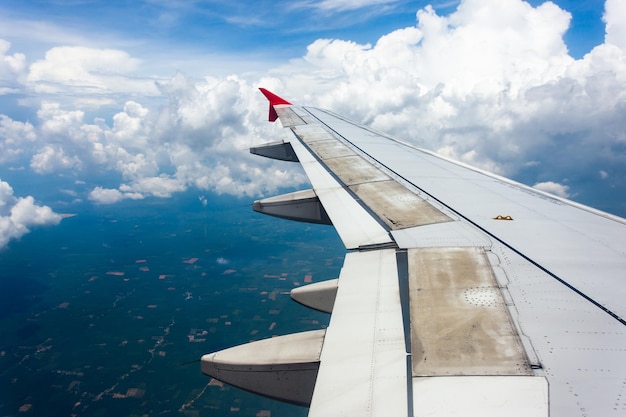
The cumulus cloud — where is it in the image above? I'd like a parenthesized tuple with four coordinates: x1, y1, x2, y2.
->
(0, 179, 61, 248)
(119, 175, 187, 198)
(273, 0, 626, 212)
(88, 187, 123, 204)
(30, 145, 82, 173)
(0, 39, 26, 94)
(0, 115, 36, 164)
(604, 0, 626, 51)
(88, 187, 143, 204)
(2, 76, 306, 202)
(533, 181, 570, 198)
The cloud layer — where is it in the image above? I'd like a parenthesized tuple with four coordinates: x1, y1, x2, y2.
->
(280, 0, 626, 212)
(0, 0, 625, 240)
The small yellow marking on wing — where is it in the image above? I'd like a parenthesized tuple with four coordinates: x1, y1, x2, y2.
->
(493, 215, 514, 221)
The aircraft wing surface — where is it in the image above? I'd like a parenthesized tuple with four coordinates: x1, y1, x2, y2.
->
(201, 89, 626, 417)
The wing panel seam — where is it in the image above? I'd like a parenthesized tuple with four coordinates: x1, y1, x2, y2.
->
(288, 127, 395, 235)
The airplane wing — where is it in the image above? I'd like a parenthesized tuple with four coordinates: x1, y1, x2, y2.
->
(201, 89, 626, 417)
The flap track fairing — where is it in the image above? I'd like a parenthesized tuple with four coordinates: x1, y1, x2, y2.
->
(253, 189, 332, 225)
(201, 329, 325, 406)
(290, 278, 338, 313)
(250, 141, 299, 162)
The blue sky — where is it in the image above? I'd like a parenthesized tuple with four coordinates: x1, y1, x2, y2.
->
(1, 0, 625, 248)
(0, 1, 606, 61)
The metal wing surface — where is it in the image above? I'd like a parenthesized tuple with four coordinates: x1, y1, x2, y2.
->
(201, 89, 626, 417)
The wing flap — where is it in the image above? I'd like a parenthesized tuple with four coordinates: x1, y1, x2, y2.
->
(409, 247, 532, 376)
(308, 250, 409, 417)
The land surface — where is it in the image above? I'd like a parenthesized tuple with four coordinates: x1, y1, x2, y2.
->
(0, 191, 343, 417)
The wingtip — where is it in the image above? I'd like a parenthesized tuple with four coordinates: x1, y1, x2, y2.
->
(259, 88, 292, 122)
(259, 88, 292, 106)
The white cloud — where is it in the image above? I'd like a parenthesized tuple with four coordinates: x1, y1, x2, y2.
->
(116, 151, 159, 180)
(1, 73, 306, 201)
(533, 181, 570, 198)
(0, 39, 26, 94)
(88, 187, 124, 204)
(88, 187, 143, 204)
(37, 102, 85, 137)
(27, 46, 160, 96)
(274, 0, 626, 209)
(0, 179, 61, 249)
(604, 0, 626, 52)
(297, 0, 572, 103)
(0, 115, 36, 164)
(30, 145, 82, 174)
(106, 101, 150, 147)
(119, 175, 187, 198)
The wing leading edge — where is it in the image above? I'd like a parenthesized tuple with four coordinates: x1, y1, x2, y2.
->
(201, 89, 626, 417)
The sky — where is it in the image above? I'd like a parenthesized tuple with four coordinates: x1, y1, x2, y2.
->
(0, 0, 625, 249)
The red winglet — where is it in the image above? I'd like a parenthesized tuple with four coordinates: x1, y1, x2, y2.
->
(259, 88, 292, 122)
